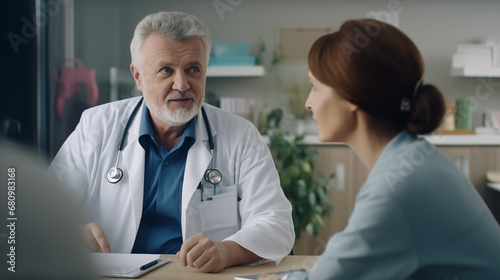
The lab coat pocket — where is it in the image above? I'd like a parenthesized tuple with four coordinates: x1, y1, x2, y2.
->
(199, 185, 238, 233)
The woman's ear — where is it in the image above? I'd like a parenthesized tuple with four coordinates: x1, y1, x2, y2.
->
(347, 100, 358, 113)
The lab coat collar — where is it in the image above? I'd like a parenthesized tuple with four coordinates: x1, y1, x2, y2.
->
(181, 104, 214, 240)
(197, 103, 218, 141)
(121, 98, 145, 235)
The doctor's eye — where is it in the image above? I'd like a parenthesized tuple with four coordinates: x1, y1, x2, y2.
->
(187, 66, 201, 75)
(160, 67, 174, 75)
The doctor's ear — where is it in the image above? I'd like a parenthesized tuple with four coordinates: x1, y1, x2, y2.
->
(130, 63, 143, 91)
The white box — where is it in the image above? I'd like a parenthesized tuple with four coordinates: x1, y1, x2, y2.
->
(452, 54, 492, 68)
(457, 43, 494, 56)
(483, 38, 500, 67)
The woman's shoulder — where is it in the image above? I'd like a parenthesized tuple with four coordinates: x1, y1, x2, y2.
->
(364, 132, 463, 199)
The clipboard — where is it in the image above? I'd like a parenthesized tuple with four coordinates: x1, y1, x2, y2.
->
(103, 258, 169, 278)
(90, 253, 170, 278)
(234, 269, 305, 280)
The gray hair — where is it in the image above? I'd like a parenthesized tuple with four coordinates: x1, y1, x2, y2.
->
(130, 11, 212, 68)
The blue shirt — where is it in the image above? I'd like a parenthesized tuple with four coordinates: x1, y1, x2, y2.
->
(131, 104, 196, 254)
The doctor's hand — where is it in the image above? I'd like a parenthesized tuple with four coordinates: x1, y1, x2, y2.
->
(83, 222, 111, 253)
(176, 232, 261, 273)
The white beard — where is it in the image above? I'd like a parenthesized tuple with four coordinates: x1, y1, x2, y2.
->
(144, 90, 201, 126)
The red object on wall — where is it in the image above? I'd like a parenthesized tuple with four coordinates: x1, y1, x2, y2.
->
(56, 58, 98, 118)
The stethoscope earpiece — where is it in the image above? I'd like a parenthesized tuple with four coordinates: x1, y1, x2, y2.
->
(107, 167, 123, 184)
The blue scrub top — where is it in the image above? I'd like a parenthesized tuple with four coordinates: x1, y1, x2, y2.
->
(132, 104, 196, 254)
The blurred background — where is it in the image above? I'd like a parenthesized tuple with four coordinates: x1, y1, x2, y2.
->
(2, 0, 500, 255)
(2, 0, 500, 158)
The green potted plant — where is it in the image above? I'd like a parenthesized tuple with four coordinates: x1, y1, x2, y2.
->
(255, 36, 282, 86)
(258, 108, 334, 239)
(285, 77, 311, 119)
(283, 77, 316, 135)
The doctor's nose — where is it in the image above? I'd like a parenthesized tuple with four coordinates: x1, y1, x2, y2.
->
(172, 73, 190, 92)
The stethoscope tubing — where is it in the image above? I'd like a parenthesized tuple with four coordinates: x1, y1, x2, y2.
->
(106, 98, 221, 187)
(107, 98, 144, 183)
(119, 97, 144, 151)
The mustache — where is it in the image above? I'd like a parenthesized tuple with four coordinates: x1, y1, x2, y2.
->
(166, 91, 196, 101)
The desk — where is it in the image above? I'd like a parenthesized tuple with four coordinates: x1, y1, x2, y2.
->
(104, 255, 317, 280)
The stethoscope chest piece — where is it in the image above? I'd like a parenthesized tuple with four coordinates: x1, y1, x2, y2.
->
(204, 169, 222, 185)
(107, 167, 123, 184)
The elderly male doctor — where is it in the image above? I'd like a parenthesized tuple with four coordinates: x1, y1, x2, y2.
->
(50, 11, 294, 273)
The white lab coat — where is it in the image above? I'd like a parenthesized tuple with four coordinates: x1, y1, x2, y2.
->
(50, 96, 294, 263)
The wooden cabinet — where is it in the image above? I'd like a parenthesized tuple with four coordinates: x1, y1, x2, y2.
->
(439, 146, 500, 197)
(293, 145, 368, 255)
(293, 144, 500, 255)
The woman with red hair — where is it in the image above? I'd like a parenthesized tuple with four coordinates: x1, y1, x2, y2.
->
(262, 19, 500, 280)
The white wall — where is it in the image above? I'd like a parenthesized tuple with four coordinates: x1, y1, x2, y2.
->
(75, 0, 500, 119)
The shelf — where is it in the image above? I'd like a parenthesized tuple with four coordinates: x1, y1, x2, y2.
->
(206, 65, 265, 77)
(296, 134, 500, 146)
(423, 134, 500, 145)
(488, 183, 500, 192)
(450, 67, 500, 77)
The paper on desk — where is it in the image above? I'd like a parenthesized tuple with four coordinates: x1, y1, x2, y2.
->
(90, 253, 160, 275)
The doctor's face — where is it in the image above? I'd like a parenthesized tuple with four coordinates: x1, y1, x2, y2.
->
(305, 71, 356, 143)
(131, 33, 206, 127)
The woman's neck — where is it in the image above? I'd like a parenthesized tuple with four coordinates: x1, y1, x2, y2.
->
(345, 116, 399, 172)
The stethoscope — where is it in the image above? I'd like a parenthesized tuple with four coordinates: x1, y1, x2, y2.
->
(106, 98, 222, 192)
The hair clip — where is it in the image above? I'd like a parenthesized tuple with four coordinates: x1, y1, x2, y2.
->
(400, 97, 410, 112)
